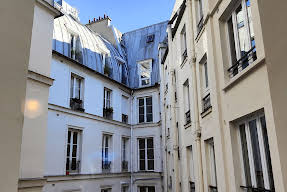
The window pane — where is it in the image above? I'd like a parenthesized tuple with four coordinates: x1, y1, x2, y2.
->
(249, 119, 265, 188)
(139, 139, 145, 149)
(66, 158, 70, 171)
(71, 158, 77, 170)
(228, 17, 237, 66)
(67, 144, 70, 157)
(204, 62, 208, 88)
(68, 131, 71, 143)
(73, 132, 78, 144)
(139, 99, 144, 106)
(140, 160, 146, 170)
(146, 97, 152, 105)
(72, 144, 77, 157)
(140, 187, 146, 192)
(236, 4, 249, 59)
(146, 114, 153, 122)
(148, 160, 154, 170)
(139, 115, 145, 123)
(146, 106, 152, 114)
(142, 79, 150, 86)
(148, 186, 155, 192)
(139, 106, 145, 115)
(147, 139, 154, 148)
(70, 76, 74, 98)
(147, 149, 154, 159)
(239, 124, 252, 187)
(260, 116, 275, 191)
(140, 149, 145, 159)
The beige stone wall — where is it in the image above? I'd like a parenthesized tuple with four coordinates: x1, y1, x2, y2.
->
(161, 0, 287, 191)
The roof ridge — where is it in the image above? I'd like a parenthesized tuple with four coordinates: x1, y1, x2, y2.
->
(123, 20, 169, 34)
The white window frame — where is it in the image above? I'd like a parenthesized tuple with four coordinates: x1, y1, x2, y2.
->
(70, 73, 84, 100)
(206, 138, 217, 188)
(138, 59, 152, 87)
(138, 137, 154, 171)
(122, 137, 129, 165)
(121, 185, 129, 192)
(227, 0, 255, 68)
(183, 80, 191, 113)
(237, 114, 274, 190)
(138, 96, 153, 123)
(180, 25, 187, 62)
(199, 54, 209, 96)
(66, 128, 82, 174)
(104, 88, 112, 109)
(102, 134, 112, 166)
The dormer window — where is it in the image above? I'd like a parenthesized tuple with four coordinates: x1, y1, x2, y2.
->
(70, 34, 83, 63)
(146, 34, 155, 43)
(138, 59, 152, 87)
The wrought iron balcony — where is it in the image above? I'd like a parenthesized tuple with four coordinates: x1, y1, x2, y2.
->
(202, 93, 211, 114)
(185, 110, 191, 125)
(122, 160, 128, 172)
(102, 161, 111, 172)
(103, 108, 113, 120)
(66, 160, 80, 175)
(227, 46, 257, 78)
(70, 98, 84, 112)
(189, 181, 195, 192)
(240, 186, 274, 192)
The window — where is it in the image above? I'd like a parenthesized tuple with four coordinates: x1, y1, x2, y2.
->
(70, 34, 82, 62)
(138, 96, 153, 123)
(183, 80, 191, 124)
(138, 60, 152, 87)
(122, 137, 129, 171)
(187, 146, 195, 192)
(227, 0, 257, 77)
(70, 74, 84, 111)
(103, 88, 113, 119)
(181, 25, 187, 62)
(122, 96, 129, 124)
(238, 115, 275, 191)
(138, 186, 155, 192)
(102, 134, 112, 172)
(101, 188, 111, 192)
(138, 138, 154, 171)
(196, 0, 204, 32)
(200, 55, 211, 114)
(146, 34, 155, 43)
(122, 185, 129, 192)
(66, 129, 82, 174)
(206, 138, 217, 192)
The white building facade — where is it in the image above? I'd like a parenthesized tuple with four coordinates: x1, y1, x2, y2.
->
(43, 1, 167, 191)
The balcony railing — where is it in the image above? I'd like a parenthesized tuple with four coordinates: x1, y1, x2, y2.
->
(122, 161, 128, 172)
(70, 98, 84, 112)
(122, 114, 128, 124)
(103, 108, 113, 120)
(185, 110, 191, 125)
(202, 93, 211, 114)
(197, 16, 204, 33)
(209, 185, 218, 192)
(240, 186, 275, 192)
(102, 161, 111, 172)
(227, 46, 257, 78)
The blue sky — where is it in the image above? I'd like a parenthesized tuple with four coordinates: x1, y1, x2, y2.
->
(64, 0, 175, 33)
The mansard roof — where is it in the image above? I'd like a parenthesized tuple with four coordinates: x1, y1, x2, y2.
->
(52, 2, 168, 89)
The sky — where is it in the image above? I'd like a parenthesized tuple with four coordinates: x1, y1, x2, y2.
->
(64, 0, 175, 33)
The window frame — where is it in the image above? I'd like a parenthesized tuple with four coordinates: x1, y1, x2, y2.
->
(236, 114, 275, 191)
(70, 73, 84, 100)
(180, 25, 187, 62)
(104, 88, 112, 109)
(138, 186, 156, 192)
(138, 137, 155, 171)
(226, 0, 256, 74)
(66, 128, 82, 174)
(138, 59, 152, 87)
(138, 96, 153, 124)
(102, 134, 113, 171)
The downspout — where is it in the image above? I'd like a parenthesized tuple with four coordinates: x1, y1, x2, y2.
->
(186, 0, 204, 191)
(130, 90, 134, 192)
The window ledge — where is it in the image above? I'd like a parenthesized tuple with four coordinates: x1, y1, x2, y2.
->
(223, 57, 265, 92)
(201, 106, 212, 118)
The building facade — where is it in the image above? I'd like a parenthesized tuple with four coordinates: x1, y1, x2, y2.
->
(43, 1, 167, 191)
(160, 0, 287, 192)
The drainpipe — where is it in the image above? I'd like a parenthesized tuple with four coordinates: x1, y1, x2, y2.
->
(130, 90, 134, 192)
(186, 0, 204, 191)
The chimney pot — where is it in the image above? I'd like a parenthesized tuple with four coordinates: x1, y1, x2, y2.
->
(89, 19, 91, 23)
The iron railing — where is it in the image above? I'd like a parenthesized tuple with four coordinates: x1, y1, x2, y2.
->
(209, 185, 218, 192)
(122, 161, 128, 171)
(227, 46, 257, 78)
(185, 110, 191, 125)
(102, 161, 111, 172)
(190, 181, 195, 192)
(70, 98, 84, 112)
(202, 93, 211, 113)
(240, 186, 275, 192)
(122, 114, 128, 124)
